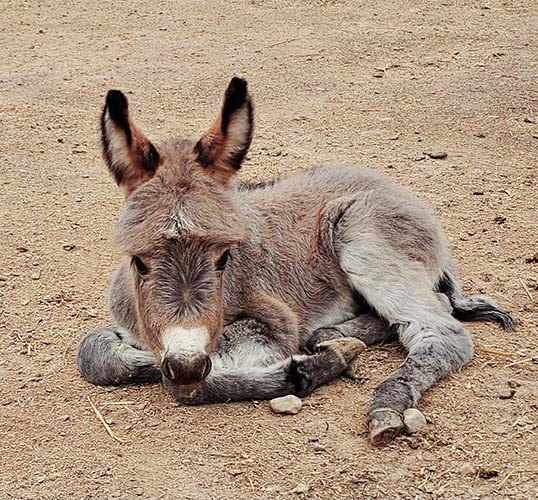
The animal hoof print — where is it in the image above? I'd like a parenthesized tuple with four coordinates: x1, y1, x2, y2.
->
(368, 409, 404, 447)
(316, 337, 366, 364)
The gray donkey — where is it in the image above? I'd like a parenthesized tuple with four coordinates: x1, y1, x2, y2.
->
(77, 78, 514, 446)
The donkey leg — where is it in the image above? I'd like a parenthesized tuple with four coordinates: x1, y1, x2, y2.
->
(306, 293, 453, 354)
(77, 326, 160, 386)
(340, 250, 473, 446)
(305, 314, 393, 352)
(163, 322, 365, 404)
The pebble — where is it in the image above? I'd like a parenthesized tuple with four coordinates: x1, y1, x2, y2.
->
(461, 462, 476, 476)
(426, 151, 448, 159)
(498, 388, 515, 399)
(290, 483, 309, 494)
(60, 415, 70, 421)
(229, 469, 244, 477)
(133, 486, 144, 496)
(403, 408, 427, 434)
(269, 395, 302, 415)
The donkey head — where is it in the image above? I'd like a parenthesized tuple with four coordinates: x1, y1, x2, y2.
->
(101, 78, 253, 387)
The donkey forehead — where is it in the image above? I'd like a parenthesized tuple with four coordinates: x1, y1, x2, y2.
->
(116, 187, 245, 254)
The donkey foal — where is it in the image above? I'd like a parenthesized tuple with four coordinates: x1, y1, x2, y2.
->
(77, 78, 514, 446)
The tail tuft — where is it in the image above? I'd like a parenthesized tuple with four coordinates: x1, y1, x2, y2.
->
(451, 295, 516, 331)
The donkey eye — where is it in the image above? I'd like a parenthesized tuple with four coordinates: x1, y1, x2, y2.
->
(215, 250, 230, 271)
(132, 256, 149, 276)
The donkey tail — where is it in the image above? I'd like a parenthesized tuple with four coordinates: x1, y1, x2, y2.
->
(437, 270, 516, 331)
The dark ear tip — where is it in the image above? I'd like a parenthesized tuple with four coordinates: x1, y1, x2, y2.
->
(105, 90, 129, 117)
(226, 77, 248, 101)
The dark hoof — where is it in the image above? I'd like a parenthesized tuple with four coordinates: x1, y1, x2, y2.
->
(368, 408, 404, 446)
(289, 356, 316, 398)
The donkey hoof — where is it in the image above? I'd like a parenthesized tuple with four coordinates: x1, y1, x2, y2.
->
(316, 337, 366, 364)
(343, 357, 361, 379)
(368, 409, 404, 447)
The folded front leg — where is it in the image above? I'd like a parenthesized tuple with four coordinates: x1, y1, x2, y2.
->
(163, 334, 365, 404)
(77, 326, 160, 386)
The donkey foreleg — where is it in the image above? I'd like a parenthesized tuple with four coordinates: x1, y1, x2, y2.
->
(305, 313, 393, 352)
(77, 326, 160, 386)
(305, 293, 452, 353)
(163, 335, 365, 405)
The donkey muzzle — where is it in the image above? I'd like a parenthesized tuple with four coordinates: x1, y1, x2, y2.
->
(161, 353, 212, 386)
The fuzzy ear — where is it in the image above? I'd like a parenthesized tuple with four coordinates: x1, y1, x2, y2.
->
(100, 90, 160, 195)
(194, 77, 254, 186)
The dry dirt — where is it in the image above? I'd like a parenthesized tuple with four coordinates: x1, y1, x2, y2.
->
(1, 0, 537, 499)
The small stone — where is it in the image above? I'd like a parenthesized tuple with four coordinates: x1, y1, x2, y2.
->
(133, 486, 144, 496)
(290, 483, 309, 494)
(498, 388, 515, 399)
(0, 275, 7, 281)
(403, 408, 427, 434)
(86, 308, 98, 318)
(313, 443, 326, 452)
(426, 151, 448, 159)
(461, 462, 476, 476)
(229, 469, 244, 476)
(63, 244, 76, 251)
(60, 415, 70, 421)
(269, 394, 302, 415)
(30, 271, 41, 280)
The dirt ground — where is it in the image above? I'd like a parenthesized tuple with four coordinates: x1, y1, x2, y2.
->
(1, 0, 537, 498)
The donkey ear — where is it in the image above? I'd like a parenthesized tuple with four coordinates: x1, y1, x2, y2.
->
(100, 90, 160, 195)
(194, 77, 254, 186)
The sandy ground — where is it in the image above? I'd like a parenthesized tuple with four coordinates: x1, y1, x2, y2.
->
(1, 0, 537, 498)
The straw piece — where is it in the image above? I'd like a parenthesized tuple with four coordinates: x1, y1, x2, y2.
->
(475, 346, 514, 357)
(87, 396, 134, 444)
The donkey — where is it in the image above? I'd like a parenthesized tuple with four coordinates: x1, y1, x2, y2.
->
(77, 77, 514, 446)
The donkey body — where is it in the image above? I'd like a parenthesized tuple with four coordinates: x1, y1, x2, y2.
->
(77, 78, 514, 445)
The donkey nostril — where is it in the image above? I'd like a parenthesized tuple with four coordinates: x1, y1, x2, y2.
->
(161, 358, 176, 381)
(202, 356, 212, 379)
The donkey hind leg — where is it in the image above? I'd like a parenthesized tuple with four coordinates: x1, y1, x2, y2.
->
(340, 246, 473, 446)
(438, 266, 515, 331)
(77, 326, 160, 386)
(163, 319, 366, 405)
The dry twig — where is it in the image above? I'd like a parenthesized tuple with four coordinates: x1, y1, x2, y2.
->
(475, 346, 514, 357)
(87, 396, 134, 444)
(519, 278, 534, 302)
